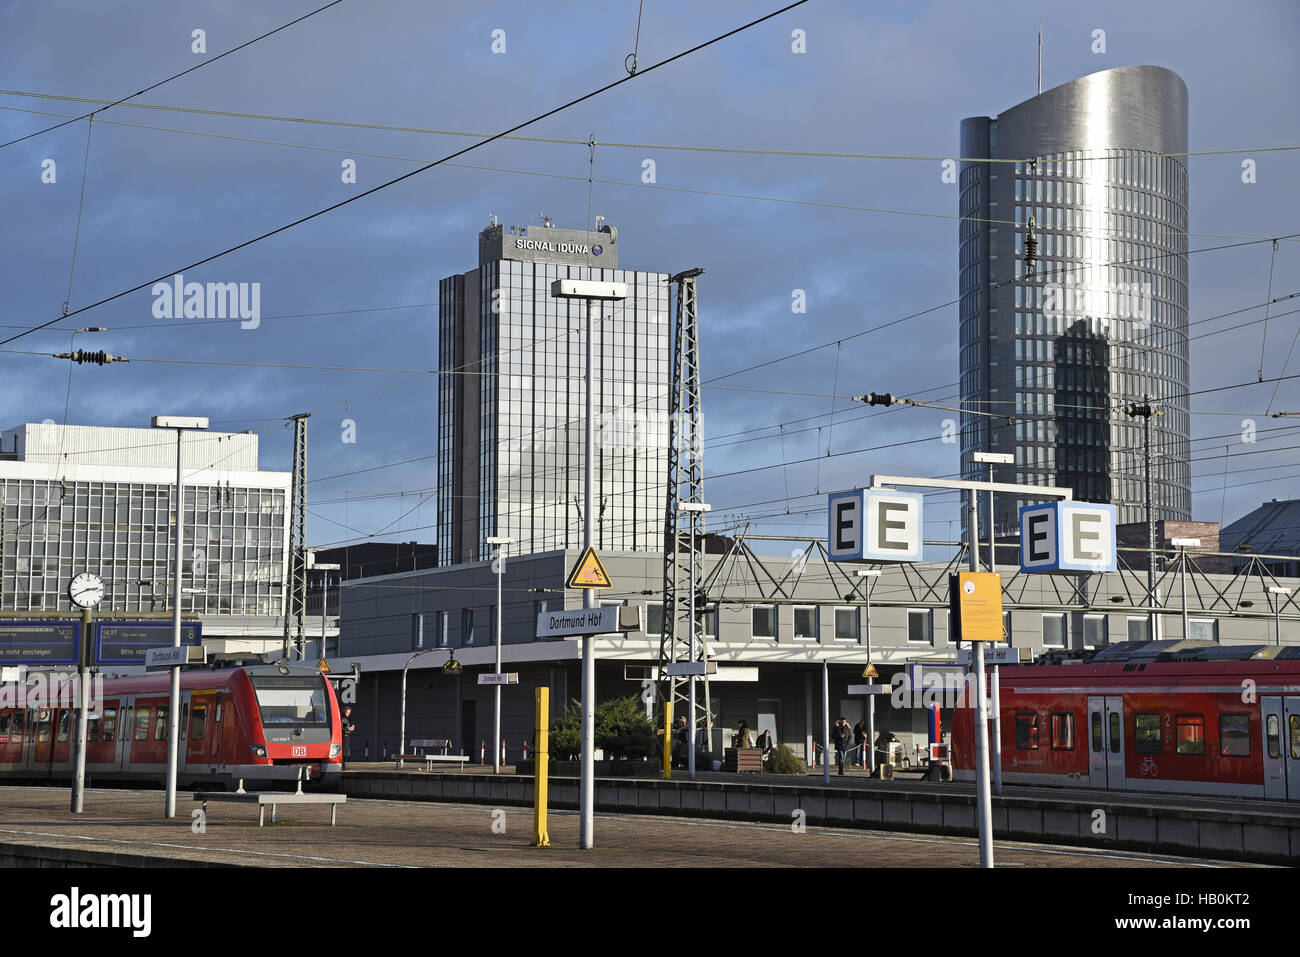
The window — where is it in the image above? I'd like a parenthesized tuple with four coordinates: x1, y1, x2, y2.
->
(1014, 712, 1039, 750)
(101, 707, 117, 742)
(1175, 714, 1205, 755)
(696, 604, 718, 639)
(793, 606, 818, 641)
(1219, 714, 1250, 757)
(1042, 613, 1066, 648)
(751, 605, 776, 639)
(1002, 611, 1012, 645)
(1188, 619, 1217, 642)
(834, 607, 859, 642)
(1134, 713, 1162, 754)
(190, 705, 207, 742)
(1267, 714, 1281, 759)
(134, 706, 152, 741)
(645, 602, 664, 636)
(1051, 712, 1075, 750)
(462, 608, 476, 646)
(411, 612, 425, 651)
(57, 710, 70, 742)
(907, 609, 933, 645)
(1091, 712, 1103, 752)
(153, 706, 170, 741)
(1127, 617, 1151, 641)
(1083, 615, 1108, 649)
(1291, 714, 1300, 760)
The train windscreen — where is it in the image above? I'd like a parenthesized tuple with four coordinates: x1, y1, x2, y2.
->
(248, 675, 331, 728)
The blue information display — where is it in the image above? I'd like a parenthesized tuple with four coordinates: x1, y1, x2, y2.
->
(0, 621, 80, 664)
(96, 621, 202, 666)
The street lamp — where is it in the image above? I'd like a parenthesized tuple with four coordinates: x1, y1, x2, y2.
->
(680, 502, 711, 779)
(1268, 587, 1292, 645)
(550, 277, 627, 850)
(855, 569, 881, 773)
(1170, 539, 1201, 640)
(399, 646, 445, 762)
(485, 535, 515, 773)
(308, 552, 341, 662)
(973, 452, 1014, 571)
(1122, 397, 1164, 640)
(151, 414, 208, 819)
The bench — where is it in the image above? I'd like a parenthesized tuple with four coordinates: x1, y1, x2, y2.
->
(723, 747, 764, 773)
(194, 771, 346, 827)
(395, 738, 471, 772)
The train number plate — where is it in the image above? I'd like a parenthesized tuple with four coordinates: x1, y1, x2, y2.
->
(292, 745, 307, 757)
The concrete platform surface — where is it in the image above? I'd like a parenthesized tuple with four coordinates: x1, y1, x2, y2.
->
(0, 785, 1250, 868)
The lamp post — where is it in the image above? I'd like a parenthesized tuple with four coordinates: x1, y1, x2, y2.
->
(550, 277, 627, 850)
(855, 569, 880, 773)
(1123, 397, 1163, 640)
(680, 502, 711, 779)
(485, 535, 515, 773)
(1171, 539, 1201, 640)
(1268, 587, 1292, 645)
(309, 553, 341, 661)
(400, 647, 444, 761)
(151, 415, 208, 819)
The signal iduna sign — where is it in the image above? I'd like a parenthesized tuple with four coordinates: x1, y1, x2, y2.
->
(828, 489, 923, 562)
(1019, 502, 1117, 573)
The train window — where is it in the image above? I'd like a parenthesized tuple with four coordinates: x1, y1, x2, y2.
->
(1175, 714, 1205, 755)
(37, 710, 51, 743)
(0, 713, 9, 735)
(154, 707, 169, 741)
(134, 707, 152, 742)
(101, 708, 117, 742)
(190, 705, 207, 742)
(1219, 714, 1250, 757)
(1014, 712, 1039, 750)
(1134, 713, 1162, 754)
(180, 703, 188, 741)
(13, 711, 25, 738)
(88, 716, 101, 740)
(56, 711, 71, 743)
(1267, 714, 1280, 758)
(1051, 713, 1075, 750)
(1091, 713, 1103, 752)
(1109, 712, 1121, 753)
(1291, 715, 1300, 760)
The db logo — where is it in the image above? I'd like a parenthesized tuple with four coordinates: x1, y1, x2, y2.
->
(292, 746, 307, 758)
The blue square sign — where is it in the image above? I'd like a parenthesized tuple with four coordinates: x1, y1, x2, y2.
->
(1019, 501, 1117, 573)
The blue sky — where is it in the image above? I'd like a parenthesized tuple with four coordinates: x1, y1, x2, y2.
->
(1, 0, 1297, 557)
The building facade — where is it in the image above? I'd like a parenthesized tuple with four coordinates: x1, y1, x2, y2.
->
(959, 65, 1191, 534)
(0, 422, 290, 657)
(437, 222, 671, 566)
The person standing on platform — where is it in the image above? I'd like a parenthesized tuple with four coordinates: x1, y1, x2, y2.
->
(340, 705, 356, 770)
(832, 717, 851, 776)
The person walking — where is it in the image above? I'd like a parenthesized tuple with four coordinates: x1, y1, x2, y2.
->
(340, 705, 356, 771)
(852, 719, 867, 769)
(832, 717, 851, 776)
(672, 714, 688, 769)
(732, 719, 753, 748)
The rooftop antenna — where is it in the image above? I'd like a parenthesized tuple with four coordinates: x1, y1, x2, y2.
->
(1037, 24, 1042, 95)
(489, 212, 499, 227)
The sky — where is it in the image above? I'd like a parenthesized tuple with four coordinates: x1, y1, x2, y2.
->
(1, 0, 1297, 560)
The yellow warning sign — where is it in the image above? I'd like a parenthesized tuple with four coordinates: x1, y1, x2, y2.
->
(957, 571, 1004, 642)
(862, 663, 878, 679)
(317, 658, 331, 673)
(566, 546, 613, 589)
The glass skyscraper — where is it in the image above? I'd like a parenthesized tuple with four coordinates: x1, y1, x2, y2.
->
(959, 65, 1191, 534)
(438, 223, 670, 565)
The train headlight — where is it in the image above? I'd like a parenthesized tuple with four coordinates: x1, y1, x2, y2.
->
(250, 744, 268, 759)
(329, 744, 341, 758)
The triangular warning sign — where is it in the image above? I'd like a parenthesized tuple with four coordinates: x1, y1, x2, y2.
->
(567, 546, 613, 589)
(317, 658, 331, 673)
(862, 663, 878, 679)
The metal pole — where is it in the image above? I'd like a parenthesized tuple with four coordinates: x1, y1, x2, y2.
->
(71, 606, 91, 813)
(991, 664, 1002, 795)
(580, 297, 595, 849)
(164, 428, 183, 819)
(865, 580, 874, 775)
(1144, 395, 1157, 640)
(1277, 600, 1282, 646)
(400, 657, 410, 761)
(987, 463, 996, 571)
(494, 544, 503, 773)
(321, 571, 328, 661)
(969, 489, 994, 866)
(1181, 548, 1189, 640)
(821, 660, 830, 785)
(688, 515, 696, 780)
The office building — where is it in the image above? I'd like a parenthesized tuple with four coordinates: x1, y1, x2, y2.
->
(437, 221, 671, 565)
(959, 65, 1191, 534)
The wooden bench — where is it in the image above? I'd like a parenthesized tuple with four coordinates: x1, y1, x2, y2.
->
(723, 747, 764, 773)
(395, 738, 471, 772)
(194, 772, 346, 827)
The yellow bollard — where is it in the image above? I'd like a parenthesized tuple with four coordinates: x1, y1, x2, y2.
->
(532, 687, 550, 847)
(661, 699, 673, 780)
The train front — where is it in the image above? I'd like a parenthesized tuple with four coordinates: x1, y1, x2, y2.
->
(240, 664, 343, 790)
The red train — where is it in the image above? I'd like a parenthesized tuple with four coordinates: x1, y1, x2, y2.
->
(952, 641, 1300, 800)
(0, 663, 342, 791)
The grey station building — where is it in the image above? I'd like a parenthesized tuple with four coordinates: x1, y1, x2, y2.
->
(437, 220, 670, 566)
(959, 65, 1191, 535)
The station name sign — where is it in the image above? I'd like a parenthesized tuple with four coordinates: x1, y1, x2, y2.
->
(827, 489, 923, 562)
(1019, 502, 1117, 573)
(536, 605, 641, 638)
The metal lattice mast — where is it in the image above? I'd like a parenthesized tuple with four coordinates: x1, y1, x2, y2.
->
(283, 413, 310, 660)
(660, 269, 706, 744)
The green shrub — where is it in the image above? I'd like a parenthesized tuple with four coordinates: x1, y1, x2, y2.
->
(546, 695, 655, 761)
(763, 743, 806, 775)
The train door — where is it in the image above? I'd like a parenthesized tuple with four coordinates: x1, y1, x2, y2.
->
(209, 695, 225, 766)
(116, 698, 134, 771)
(32, 707, 54, 777)
(1088, 696, 1126, 790)
(186, 695, 212, 769)
(1264, 696, 1300, 800)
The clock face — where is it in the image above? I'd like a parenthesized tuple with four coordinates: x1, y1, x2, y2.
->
(69, 572, 105, 608)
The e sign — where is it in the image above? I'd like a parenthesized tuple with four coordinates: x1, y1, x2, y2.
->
(1019, 502, 1116, 573)
(827, 490, 863, 560)
(863, 490, 923, 562)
